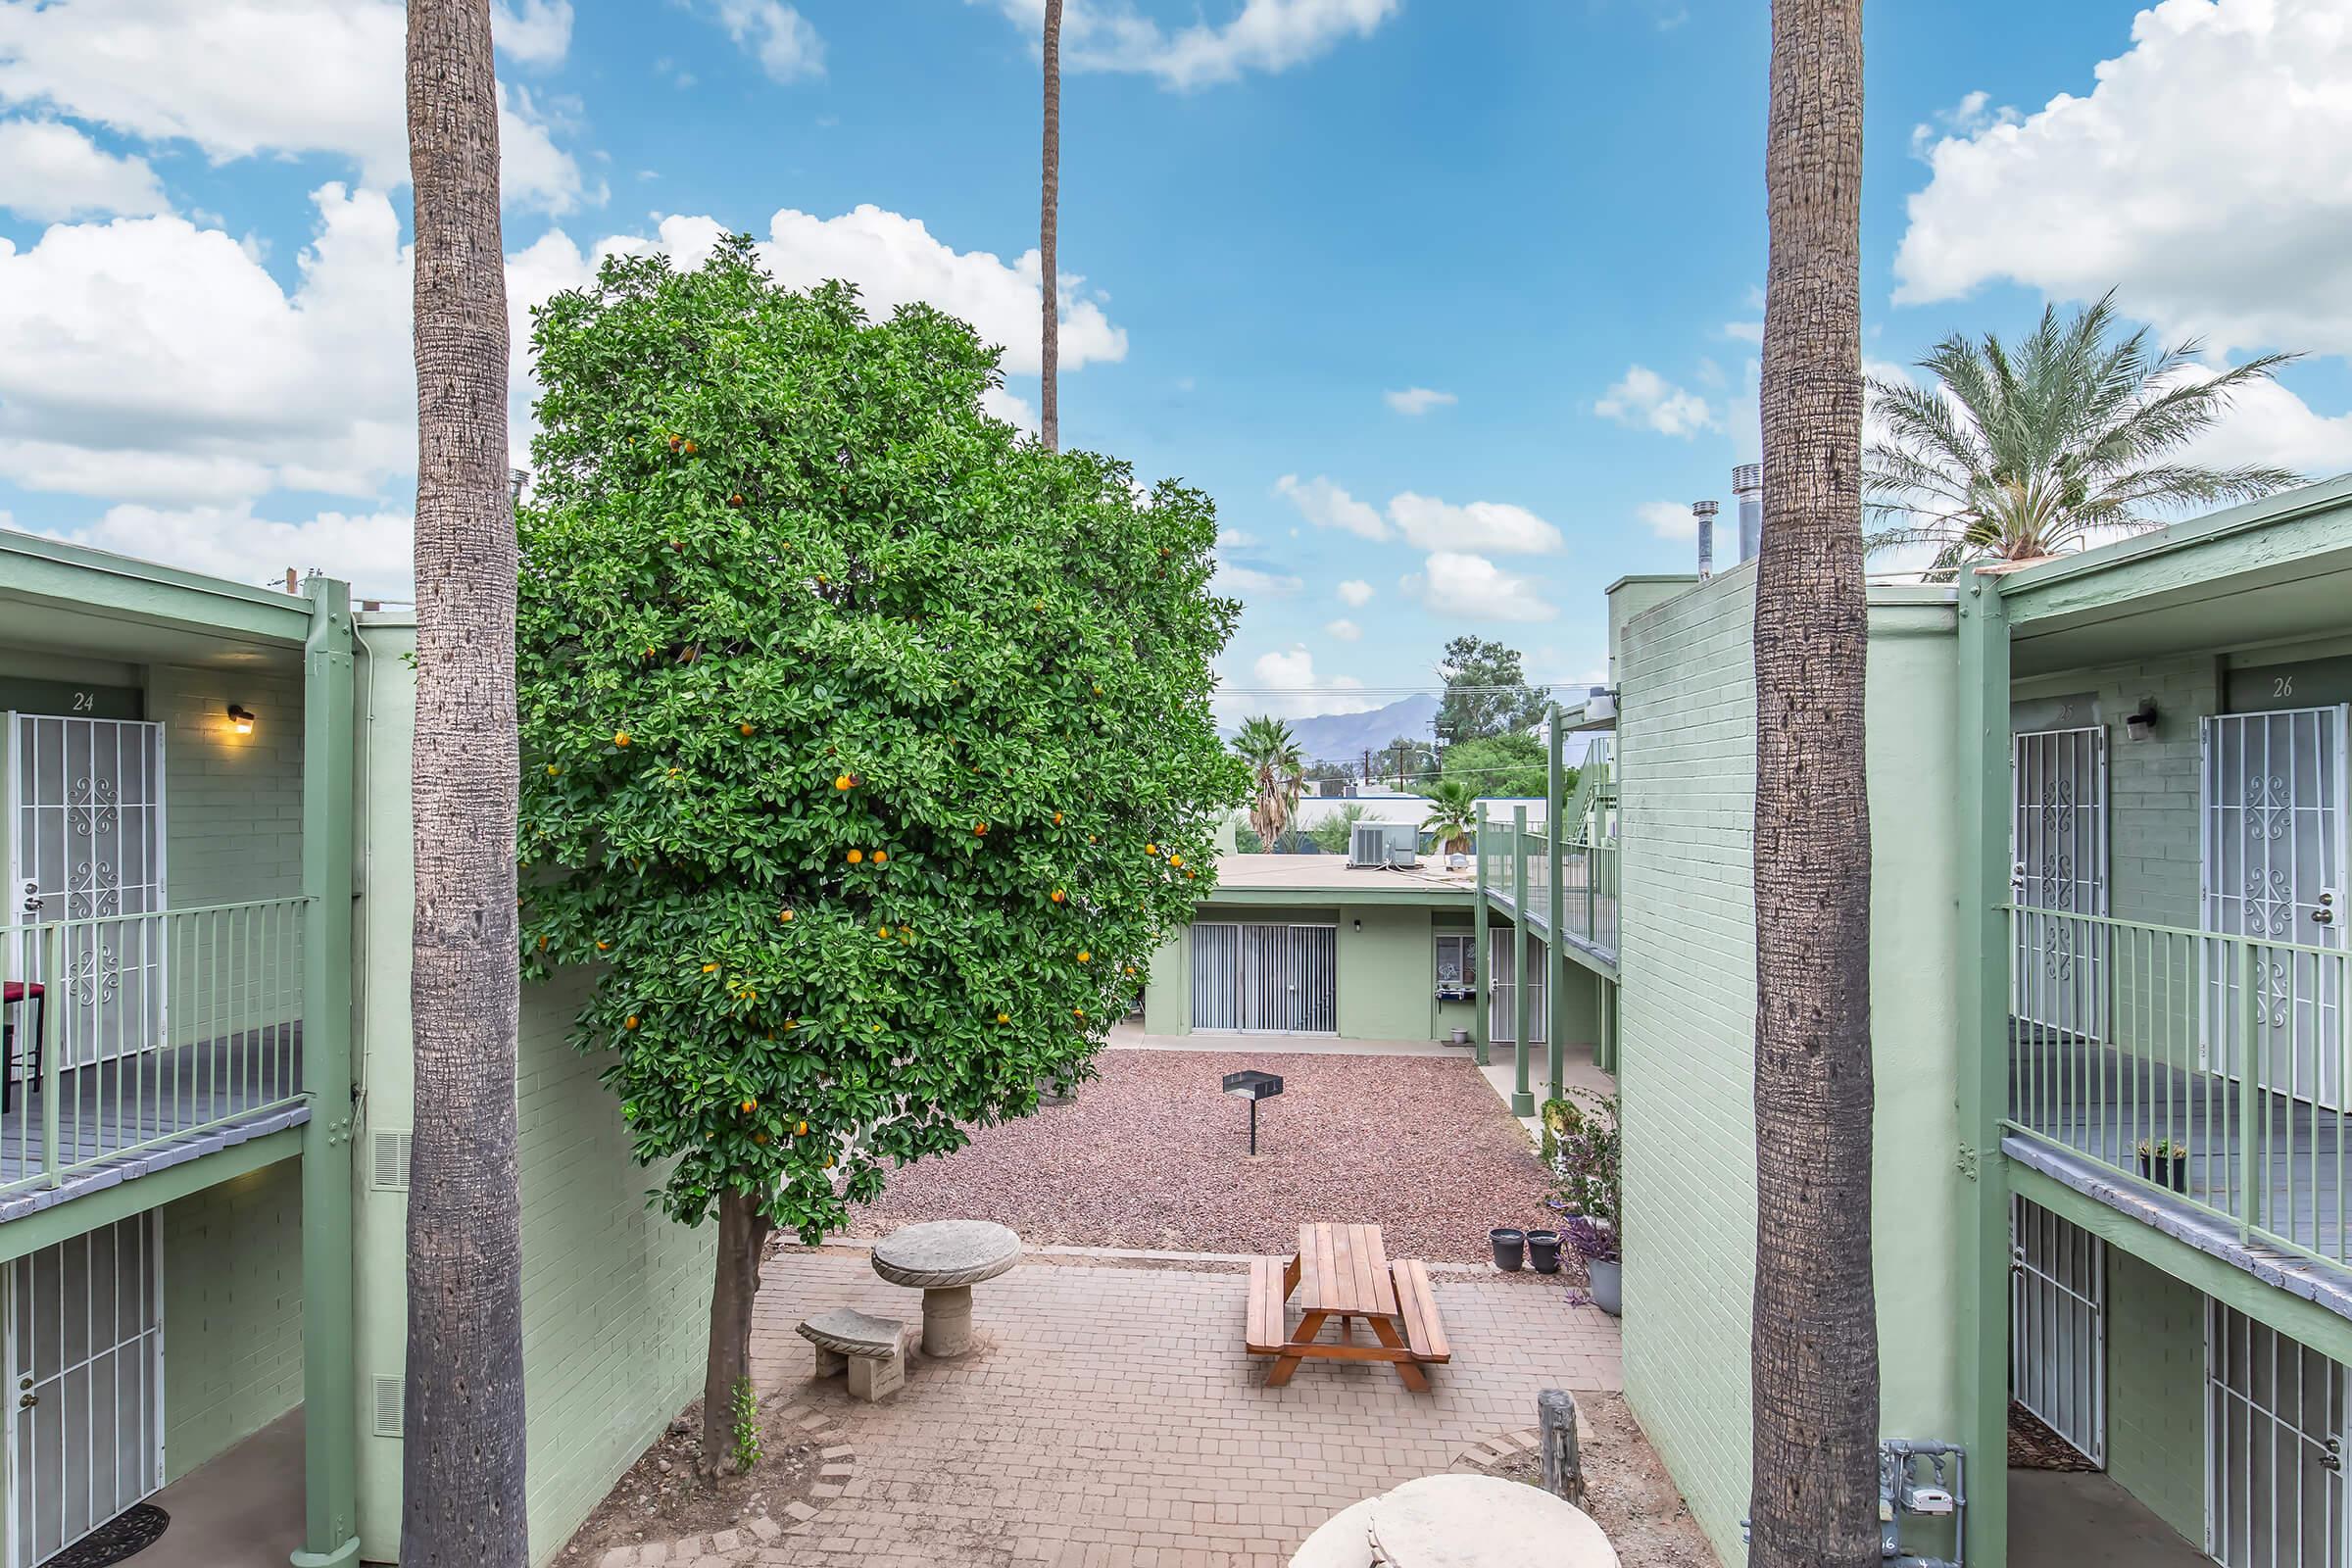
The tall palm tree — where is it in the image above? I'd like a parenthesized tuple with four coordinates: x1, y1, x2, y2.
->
(1040, 0, 1062, 450)
(1424, 777, 1478, 856)
(1231, 715, 1304, 850)
(1751, 1, 1879, 1564)
(403, 2, 527, 1562)
(1867, 291, 2304, 572)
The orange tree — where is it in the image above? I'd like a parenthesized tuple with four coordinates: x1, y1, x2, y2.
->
(515, 238, 1242, 1476)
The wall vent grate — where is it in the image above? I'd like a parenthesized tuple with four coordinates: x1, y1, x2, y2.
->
(370, 1131, 413, 1192)
(371, 1374, 405, 1439)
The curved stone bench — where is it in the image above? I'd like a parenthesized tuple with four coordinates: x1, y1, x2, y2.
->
(798, 1307, 908, 1401)
(869, 1220, 1022, 1358)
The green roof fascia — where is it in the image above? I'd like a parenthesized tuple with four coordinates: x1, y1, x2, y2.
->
(0, 526, 318, 645)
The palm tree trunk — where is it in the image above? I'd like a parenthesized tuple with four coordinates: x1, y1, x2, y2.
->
(1040, 0, 1062, 450)
(1750, 0, 1878, 1564)
(403, 2, 527, 1562)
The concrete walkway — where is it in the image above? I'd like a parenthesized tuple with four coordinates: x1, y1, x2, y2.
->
(745, 1249, 1622, 1567)
(1109, 1024, 1467, 1058)
(143, 1406, 304, 1567)
(2008, 1469, 2204, 1568)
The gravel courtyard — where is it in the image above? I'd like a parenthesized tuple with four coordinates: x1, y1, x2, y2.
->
(847, 1044, 1558, 1263)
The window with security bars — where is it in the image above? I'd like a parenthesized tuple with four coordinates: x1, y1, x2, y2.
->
(1434, 933, 1475, 1000)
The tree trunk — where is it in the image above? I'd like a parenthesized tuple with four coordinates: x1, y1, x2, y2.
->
(1040, 0, 1063, 450)
(402, 3, 526, 1564)
(698, 1191, 776, 1481)
(1749, 0, 1878, 1564)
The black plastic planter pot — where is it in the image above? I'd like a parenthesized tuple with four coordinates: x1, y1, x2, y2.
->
(1525, 1230, 1562, 1274)
(1491, 1227, 1526, 1272)
(2140, 1152, 2188, 1194)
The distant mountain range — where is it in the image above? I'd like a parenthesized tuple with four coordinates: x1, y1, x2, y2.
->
(1223, 693, 1442, 765)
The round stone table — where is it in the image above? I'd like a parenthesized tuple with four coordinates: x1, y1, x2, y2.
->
(869, 1220, 1022, 1357)
(1366, 1476, 1618, 1568)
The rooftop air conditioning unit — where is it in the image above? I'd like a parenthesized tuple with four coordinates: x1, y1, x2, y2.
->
(1348, 821, 1419, 869)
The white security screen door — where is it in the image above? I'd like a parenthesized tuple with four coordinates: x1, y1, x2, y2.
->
(2206, 1300, 2349, 1567)
(2012, 726, 2109, 1040)
(1488, 933, 1547, 1045)
(5, 1212, 165, 1568)
(1190, 923, 1338, 1033)
(2009, 1198, 2105, 1466)
(2201, 708, 2348, 1104)
(4, 716, 168, 1071)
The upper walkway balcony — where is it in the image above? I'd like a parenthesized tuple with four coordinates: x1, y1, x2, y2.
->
(0, 899, 310, 1219)
(1479, 819, 1619, 975)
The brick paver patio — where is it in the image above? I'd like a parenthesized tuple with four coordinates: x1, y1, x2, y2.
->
(728, 1248, 1622, 1568)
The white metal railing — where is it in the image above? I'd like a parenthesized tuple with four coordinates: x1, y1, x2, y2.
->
(0, 898, 308, 1194)
(2005, 904, 2352, 1267)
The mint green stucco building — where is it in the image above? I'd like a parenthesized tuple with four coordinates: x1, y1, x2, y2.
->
(1578, 476, 2352, 1568)
(0, 532, 710, 1567)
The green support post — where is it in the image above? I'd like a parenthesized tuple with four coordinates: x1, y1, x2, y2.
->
(1545, 703, 1566, 1104)
(1473, 805, 1491, 1068)
(1511, 806, 1534, 1117)
(1954, 566, 2011, 1568)
(293, 576, 361, 1568)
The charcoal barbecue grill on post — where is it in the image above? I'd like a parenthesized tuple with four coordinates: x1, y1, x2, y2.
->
(1223, 1069, 1283, 1155)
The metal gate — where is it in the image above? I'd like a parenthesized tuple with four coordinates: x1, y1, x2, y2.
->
(1488, 933, 1547, 1045)
(1190, 923, 1338, 1034)
(2206, 1299, 2349, 1567)
(2013, 726, 2109, 1040)
(4, 1213, 166, 1568)
(5, 716, 169, 1069)
(2201, 707, 2349, 1103)
(2009, 1198, 2105, 1466)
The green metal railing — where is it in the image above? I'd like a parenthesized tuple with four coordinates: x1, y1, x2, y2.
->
(1483, 823, 1620, 957)
(0, 897, 310, 1194)
(2003, 903, 2352, 1268)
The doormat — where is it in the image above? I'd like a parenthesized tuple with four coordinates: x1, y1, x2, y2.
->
(2007, 1401, 2098, 1472)
(49, 1505, 169, 1567)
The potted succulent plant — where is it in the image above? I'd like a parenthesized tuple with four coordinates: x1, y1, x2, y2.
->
(1566, 1216, 1620, 1314)
(2137, 1136, 2188, 1194)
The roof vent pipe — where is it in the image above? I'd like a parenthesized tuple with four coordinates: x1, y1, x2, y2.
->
(1690, 500, 1719, 580)
(1733, 463, 1763, 563)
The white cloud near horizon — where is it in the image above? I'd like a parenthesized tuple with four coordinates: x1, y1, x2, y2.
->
(1595, 365, 1717, 437)
(975, 0, 1397, 90)
(1278, 476, 1562, 554)
(1229, 646, 1374, 720)
(1384, 386, 1456, 416)
(1895, 0, 2352, 361)
(0, 0, 589, 213)
(0, 120, 168, 220)
(1402, 552, 1555, 622)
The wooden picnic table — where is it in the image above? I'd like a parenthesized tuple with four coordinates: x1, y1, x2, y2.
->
(1245, 1222, 1449, 1392)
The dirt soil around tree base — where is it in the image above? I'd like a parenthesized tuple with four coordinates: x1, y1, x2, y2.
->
(847, 1046, 1561, 1262)
(1474, 1393, 1721, 1567)
(558, 1393, 823, 1560)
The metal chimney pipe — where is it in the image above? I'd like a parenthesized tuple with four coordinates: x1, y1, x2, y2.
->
(1690, 500, 1720, 580)
(1733, 463, 1763, 563)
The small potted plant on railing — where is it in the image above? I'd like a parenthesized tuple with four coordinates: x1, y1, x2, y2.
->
(2137, 1137, 2188, 1194)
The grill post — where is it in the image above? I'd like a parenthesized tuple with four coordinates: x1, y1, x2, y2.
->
(1537, 1389, 1583, 1504)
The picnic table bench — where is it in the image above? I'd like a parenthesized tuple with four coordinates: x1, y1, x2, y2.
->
(1244, 1222, 1450, 1392)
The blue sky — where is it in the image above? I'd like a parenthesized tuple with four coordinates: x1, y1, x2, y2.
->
(4, 0, 2349, 728)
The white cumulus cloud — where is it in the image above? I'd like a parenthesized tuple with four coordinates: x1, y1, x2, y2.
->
(1387, 492, 1562, 555)
(1638, 501, 1698, 541)
(1335, 578, 1373, 607)
(1384, 386, 1456, 416)
(976, 0, 1397, 90)
(1595, 365, 1717, 437)
(696, 0, 824, 81)
(1228, 646, 1372, 720)
(1895, 0, 2352, 360)
(1324, 617, 1361, 642)
(493, 0, 575, 66)
(1402, 552, 1555, 622)
(0, 120, 168, 220)
(0, 0, 588, 212)
(1275, 473, 1388, 540)
(63, 503, 419, 599)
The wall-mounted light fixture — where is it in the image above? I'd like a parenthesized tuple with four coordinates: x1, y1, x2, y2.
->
(2124, 700, 2158, 742)
(227, 704, 257, 736)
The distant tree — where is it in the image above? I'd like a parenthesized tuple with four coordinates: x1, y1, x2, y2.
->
(515, 242, 1243, 1478)
(1434, 635, 1549, 743)
(1424, 779, 1478, 855)
(1306, 804, 1369, 856)
(1303, 758, 1356, 789)
(1432, 732, 1552, 800)
(1866, 291, 2304, 574)
(1232, 716, 1305, 848)
(1383, 734, 1438, 789)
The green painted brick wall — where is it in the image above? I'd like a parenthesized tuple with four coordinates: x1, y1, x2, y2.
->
(351, 619, 715, 1566)
(1615, 571, 1967, 1562)
(150, 662, 308, 909)
(2104, 1247, 2207, 1548)
(1146, 898, 1463, 1041)
(160, 1157, 304, 1480)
